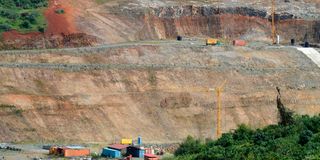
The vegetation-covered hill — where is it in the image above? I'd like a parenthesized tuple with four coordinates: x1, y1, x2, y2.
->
(0, 0, 47, 33)
(170, 115, 320, 160)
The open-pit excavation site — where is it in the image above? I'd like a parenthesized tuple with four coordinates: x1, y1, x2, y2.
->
(0, 0, 319, 159)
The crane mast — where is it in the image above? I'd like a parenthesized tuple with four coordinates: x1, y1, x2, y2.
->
(215, 80, 227, 138)
(272, 0, 276, 44)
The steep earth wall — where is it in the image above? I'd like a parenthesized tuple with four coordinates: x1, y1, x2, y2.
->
(81, 4, 320, 44)
(0, 44, 319, 143)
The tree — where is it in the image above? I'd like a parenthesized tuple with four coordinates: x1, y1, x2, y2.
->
(0, 24, 11, 32)
(20, 21, 30, 28)
(299, 130, 313, 146)
(276, 87, 294, 126)
(174, 136, 203, 156)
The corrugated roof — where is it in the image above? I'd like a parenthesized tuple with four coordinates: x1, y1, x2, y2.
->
(108, 144, 129, 150)
(65, 146, 86, 149)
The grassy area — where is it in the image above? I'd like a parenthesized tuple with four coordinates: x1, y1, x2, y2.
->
(0, 0, 48, 34)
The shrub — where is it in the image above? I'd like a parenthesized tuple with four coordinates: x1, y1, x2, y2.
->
(174, 136, 203, 156)
(299, 130, 313, 145)
(20, 21, 31, 28)
(0, 24, 11, 32)
(13, 109, 23, 116)
(55, 9, 65, 14)
(38, 26, 45, 33)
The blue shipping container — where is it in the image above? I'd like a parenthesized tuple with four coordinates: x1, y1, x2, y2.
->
(127, 146, 145, 158)
(101, 148, 121, 158)
(137, 149, 144, 158)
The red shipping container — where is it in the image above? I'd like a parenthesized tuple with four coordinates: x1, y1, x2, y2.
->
(63, 148, 90, 157)
(233, 40, 246, 46)
(144, 154, 159, 160)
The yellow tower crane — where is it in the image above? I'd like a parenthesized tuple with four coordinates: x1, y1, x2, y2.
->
(215, 80, 227, 138)
(271, 0, 276, 44)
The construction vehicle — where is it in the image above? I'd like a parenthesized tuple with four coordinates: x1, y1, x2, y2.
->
(206, 38, 218, 45)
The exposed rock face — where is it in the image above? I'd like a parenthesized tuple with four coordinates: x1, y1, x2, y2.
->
(151, 6, 268, 18)
(82, 4, 319, 44)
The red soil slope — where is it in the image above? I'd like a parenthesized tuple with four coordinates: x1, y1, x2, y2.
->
(44, 0, 77, 35)
(2, 30, 42, 41)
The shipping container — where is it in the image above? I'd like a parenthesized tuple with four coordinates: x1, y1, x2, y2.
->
(233, 40, 246, 46)
(127, 146, 145, 158)
(108, 144, 128, 155)
(101, 148, 121, 158)
(50, 146, 90, 157)
(63, 148, 90, 157)
(121, 139, 133, 145)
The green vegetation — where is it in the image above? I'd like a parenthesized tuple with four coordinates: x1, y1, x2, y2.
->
(0, 104, 24, 116)
(171, 89, 320, 160)
(171, 114, 320, 160)
(55, 8, 64, 14)
(14, 108, 23, 116)
(0, 104, 16, 108)
(0, 0, 48, 33)
(95, 0, 112, 5)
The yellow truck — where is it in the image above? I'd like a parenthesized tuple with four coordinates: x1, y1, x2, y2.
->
(206, 38, 218, 45)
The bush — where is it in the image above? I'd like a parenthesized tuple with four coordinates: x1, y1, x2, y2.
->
(0, 0, 47, 33)
(174, 136, 203, 156)
(299, 130, 313, 145)
(0, 104, 15, 108)
(20, 21, 31, 28)
(13, 109, 23, 116)
(38, 26, 45, 33)
(0, 24, 11, 32)
(55, 9, 65, 14)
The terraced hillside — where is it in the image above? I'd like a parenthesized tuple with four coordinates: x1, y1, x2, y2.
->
(1, 0, 319, 49)
(0, 0, 319, 144)
(0, 41, 319, 143)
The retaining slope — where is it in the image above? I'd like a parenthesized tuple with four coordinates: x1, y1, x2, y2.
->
(297, 48, 320, 68)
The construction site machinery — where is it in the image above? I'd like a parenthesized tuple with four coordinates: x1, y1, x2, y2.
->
(206, 38, 218, 45)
